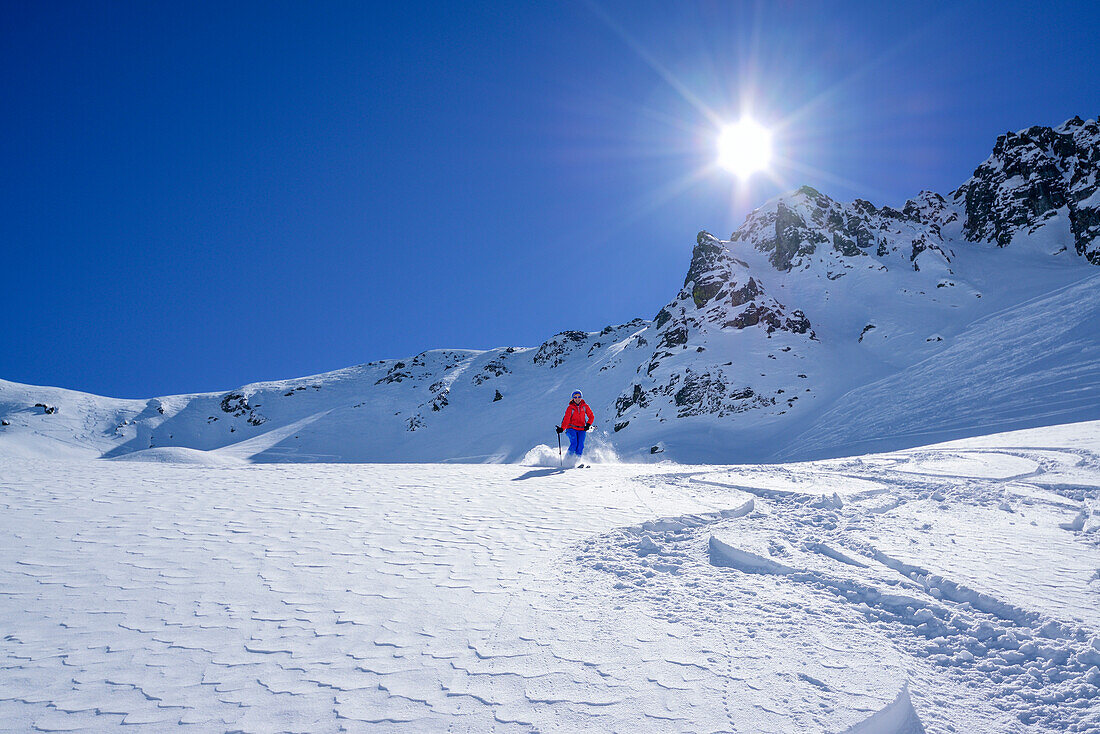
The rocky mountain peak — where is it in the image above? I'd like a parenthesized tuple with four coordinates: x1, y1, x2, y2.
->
(712, 115, 1100, 277)
(685, 231, 728, 289)
(674, 231, 806, 335)
(952, 115, 1100, 262)
(612, 116, 1100, 445)
(728, 184, 955, 274)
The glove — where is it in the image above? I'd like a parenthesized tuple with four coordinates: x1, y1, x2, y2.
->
(556, 426, 563, 434)
(584, 423, 592, 431)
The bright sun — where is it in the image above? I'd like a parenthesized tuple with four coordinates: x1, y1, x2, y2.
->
(717, 118, 772, 179)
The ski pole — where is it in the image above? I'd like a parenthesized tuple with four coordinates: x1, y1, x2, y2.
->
(556, 428, 562, 466)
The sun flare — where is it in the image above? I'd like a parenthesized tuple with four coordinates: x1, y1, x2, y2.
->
(717, 118, 772, 179)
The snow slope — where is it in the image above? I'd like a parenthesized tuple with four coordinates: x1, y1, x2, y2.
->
(2, 419, 1099, 732)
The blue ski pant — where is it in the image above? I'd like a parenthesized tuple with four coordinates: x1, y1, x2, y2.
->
(566, 428, 586, 456)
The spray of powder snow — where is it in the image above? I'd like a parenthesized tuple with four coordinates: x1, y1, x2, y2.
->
(521, 434, 621, 467)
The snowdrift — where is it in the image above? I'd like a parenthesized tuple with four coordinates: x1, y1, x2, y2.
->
(107, 446, 246, 466)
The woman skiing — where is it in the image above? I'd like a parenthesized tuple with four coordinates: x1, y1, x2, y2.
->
(556, 390, 595, 466)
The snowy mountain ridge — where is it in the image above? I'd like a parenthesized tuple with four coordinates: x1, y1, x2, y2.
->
(3, 116, 1099, 463)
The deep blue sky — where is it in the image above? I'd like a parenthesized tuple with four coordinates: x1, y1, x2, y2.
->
(3, 1, 1098, 398)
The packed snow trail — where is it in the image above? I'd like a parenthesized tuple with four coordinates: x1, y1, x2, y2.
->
(1, 420, 1099, 732)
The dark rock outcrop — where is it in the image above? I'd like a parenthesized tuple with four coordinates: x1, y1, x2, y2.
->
(953, 116, 1100, 263)
(533, 331, 588, 368)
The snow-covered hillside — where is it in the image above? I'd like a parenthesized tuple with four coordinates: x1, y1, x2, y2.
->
(2, 116, 1098, 464)
(3, 419, 1099, 732)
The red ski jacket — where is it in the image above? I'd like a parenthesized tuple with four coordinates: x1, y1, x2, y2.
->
(561, 400, 595, 431)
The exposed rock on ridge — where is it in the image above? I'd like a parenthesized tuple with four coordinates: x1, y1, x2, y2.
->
(954, 115, 1100, 262)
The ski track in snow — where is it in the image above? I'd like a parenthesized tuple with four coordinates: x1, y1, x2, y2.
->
(2, 425, 1100, 732)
